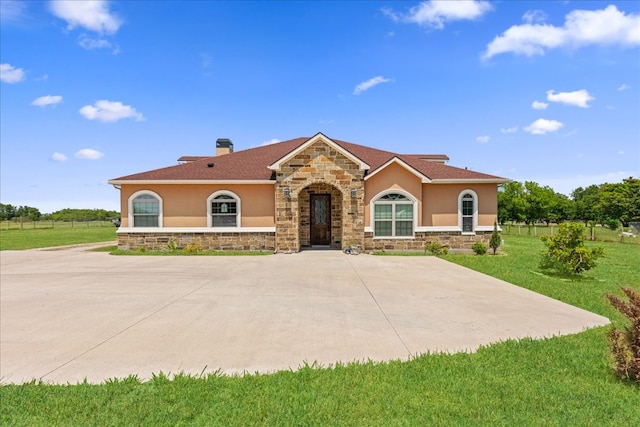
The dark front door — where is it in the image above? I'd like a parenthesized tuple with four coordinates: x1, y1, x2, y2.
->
(310, 194, 331, 246)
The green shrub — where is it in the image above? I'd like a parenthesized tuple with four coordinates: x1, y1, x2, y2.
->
(489, 221, 501, 255)
(607, 287, 640, 382)
(425, 241, 448, 256)
(539, 222, 604, 275)
(184, 242, 204, 253)
(167, 239, 178, 251)
(605, 218, 620, 231)
(472, 241, 487, 255)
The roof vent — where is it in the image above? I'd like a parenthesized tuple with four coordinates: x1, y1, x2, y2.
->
(216, 138, 233, 156)
(207, 162, 214, 168)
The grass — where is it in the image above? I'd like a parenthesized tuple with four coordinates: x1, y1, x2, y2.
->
(0, 226, 117, 250)
(1, 234, 639, 425)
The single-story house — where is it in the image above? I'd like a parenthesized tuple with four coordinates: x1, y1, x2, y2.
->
(108, 132, 508, 252)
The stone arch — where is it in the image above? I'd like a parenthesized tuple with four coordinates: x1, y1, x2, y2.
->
(298, 182, 344, 249)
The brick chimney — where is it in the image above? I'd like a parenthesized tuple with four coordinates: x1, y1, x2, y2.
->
(216, 138, 233, 156)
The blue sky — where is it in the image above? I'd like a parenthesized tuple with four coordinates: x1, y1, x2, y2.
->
(1, 0, 639, 213)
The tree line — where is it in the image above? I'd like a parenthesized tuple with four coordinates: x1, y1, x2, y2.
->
(0, 204, 119, 222)
(498, 177, 639, 228)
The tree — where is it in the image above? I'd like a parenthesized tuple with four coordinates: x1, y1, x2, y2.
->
(15, 205, 41, 221)
(489, 220, 501, 255)
(572, 185, 601, 225)
(0, 203, 17, 220)
(539, 222, 604, 275)
(523, 181, 555, 225)
(498, 181, 527, 224)
(607, 288, 640, 382)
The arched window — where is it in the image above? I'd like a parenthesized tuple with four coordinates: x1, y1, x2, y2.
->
(129, 191, 162, 227)
(373, 192, 415, 237)
(459, 190, 478, 233)
(208, 191, 241, 227)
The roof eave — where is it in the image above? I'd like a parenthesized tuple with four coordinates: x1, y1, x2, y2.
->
(429, 178, 510, 184)
(364, 157, 432, 183)
(107, 179, 275, 185)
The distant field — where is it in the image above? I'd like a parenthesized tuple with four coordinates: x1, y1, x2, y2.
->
(500, 223, 639, 244)
(0, 223, 117, 250)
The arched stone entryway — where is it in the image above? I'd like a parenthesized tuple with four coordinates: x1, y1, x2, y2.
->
(298, 183, 343, 249)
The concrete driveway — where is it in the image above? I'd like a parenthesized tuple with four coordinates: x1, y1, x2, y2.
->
(1, 247, 609, 384)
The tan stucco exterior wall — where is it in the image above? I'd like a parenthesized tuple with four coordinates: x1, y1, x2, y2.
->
(119, 183, 275, 227)
(422, 183, 498, 227)
(363, 162, 423, 227)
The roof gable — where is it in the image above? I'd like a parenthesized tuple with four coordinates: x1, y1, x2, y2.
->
(268, 133, 369, 171)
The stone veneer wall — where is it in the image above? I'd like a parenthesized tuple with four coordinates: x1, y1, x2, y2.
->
(275, 141, 365, 252)
(364, 231, 492, 252)
(117, 231, 275, 251)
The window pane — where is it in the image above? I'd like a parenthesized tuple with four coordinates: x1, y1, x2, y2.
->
(395, 220, 413, 236)
(395, 204, 413, 219)
(462, 200, 473, 216)
(212, 202, 237, 214)
(133, 201, 158, 214)
(213, 215, 237, 227)
(134, 215, 158, 227)
(375, 220, 392, 236)
(463, 216, 473, 232)
(380, 194, 409, 201)
(374, 205, 392, 219)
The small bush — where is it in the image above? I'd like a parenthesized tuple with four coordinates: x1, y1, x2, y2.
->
(425, 241, 448, 256)
(472, 241, 487, 255)
(606, 287, 640, 382)
(184, 242, 204, 253)
(605, 218, 620, 231)
(167, 239, 178, 251)
(489, 221, 501, 255)
(539, 222, 604, 275)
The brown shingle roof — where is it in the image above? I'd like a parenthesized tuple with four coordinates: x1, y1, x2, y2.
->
(109, 135, 507, 183)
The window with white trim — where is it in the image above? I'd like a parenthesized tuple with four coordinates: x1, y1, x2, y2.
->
(458, 190, 478, 233)
(132, 193, 160, 227)
(208, 191, 240, 227)
(374, 193, 414, 237)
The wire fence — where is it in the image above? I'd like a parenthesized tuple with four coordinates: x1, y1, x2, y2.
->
(1, 219, 116, 231)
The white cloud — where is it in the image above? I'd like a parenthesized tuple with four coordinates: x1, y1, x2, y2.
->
(75, 148, 104, 160)
(532, 100, 548, 110)
(0, 0, 27, 23)
(618, 83, 631, 91)
(31, 95, 63, 107)
(546, 89, 594, 108)
(483, 5, 640, 59)
(50, 0, 122, 34)
(500, 127, 518, 134)
(1, 63, 25, 83)
(79, 100, 144, 122)
(261, 138, 281, 146)
(524, 118, 564, 135)
(78, 34, 111, 50)
(51, 152, 68, 162)
(522, 10, 547, 24)
(476, 135, 490, 143)
(384, 1, 492, 29)
(353, 76, 391, 95)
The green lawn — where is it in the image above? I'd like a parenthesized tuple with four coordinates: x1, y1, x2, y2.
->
(0, 225, 116, 250)
(1, 235, 639, 425)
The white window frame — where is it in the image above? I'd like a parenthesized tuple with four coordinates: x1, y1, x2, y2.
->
(128, 190, 163, 228)
(370, 189, 417, 239)
(458, 189, 478, 235)
(207, 190, 241, 228)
